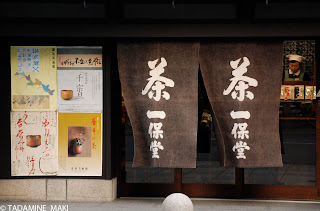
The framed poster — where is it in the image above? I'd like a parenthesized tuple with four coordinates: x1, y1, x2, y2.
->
(58, 112, 102, 176)
(57, 46, 103, 112)
(11, 46, 57, 111)
(11, 111, 58, 176)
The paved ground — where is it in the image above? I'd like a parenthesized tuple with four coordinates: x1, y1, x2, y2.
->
(1, 198, 320, 211)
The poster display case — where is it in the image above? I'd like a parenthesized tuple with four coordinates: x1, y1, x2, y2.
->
(9, 45, 104, 177)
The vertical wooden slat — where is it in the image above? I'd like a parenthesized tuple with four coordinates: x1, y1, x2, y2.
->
(316, 98, 320, 198)
(235, 167, 244, 198)
(174, 168, 182, 193)
(315, 43, 320, 199)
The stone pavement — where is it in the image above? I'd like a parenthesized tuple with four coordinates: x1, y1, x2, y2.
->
(1, 198, 320, 211)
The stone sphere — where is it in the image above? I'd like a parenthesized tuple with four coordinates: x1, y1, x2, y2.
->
(162, 193, 193, 211)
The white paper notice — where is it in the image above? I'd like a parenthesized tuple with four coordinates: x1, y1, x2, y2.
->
(57, 46, 103, 112)
(11, 111, 58, 176)
(57, 70, 103, 112)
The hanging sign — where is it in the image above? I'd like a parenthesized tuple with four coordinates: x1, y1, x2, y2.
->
(199, 41, 283, 167)
(118, 41, 199, 168)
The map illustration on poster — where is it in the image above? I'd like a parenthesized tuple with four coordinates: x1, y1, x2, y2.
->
(11, 46, 57, 111)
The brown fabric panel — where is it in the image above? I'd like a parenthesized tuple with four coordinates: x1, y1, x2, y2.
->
(199, 41, 283, 168)
(118, 41, 199, 168)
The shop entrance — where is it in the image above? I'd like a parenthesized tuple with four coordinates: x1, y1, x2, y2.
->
(118, 40, 320, 199)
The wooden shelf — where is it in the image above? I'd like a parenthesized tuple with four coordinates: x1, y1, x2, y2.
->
(282, 81, 316, 86)
(280, 100, 313, 103)
(279, 117, 316, 120)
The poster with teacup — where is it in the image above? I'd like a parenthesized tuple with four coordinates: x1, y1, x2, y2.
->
(11, 46, 57, 111)
(57, 46, 103, 112)
(10, 111, 58, 176)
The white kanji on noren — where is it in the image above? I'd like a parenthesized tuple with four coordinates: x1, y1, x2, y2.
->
(230, 110, 251, 119)
(231, 123, 249, 139)
(146, 110, 166, 119)
(232, 141, 250, 159)
(147, 110, 166, 159)
(148, 122, 163, 139)
(142, 57, 175, 101)
(223, 57, 258, 101)
(150, 140, 164, 159)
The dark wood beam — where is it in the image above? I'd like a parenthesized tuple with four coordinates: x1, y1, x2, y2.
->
(3, 23, 320, 37)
